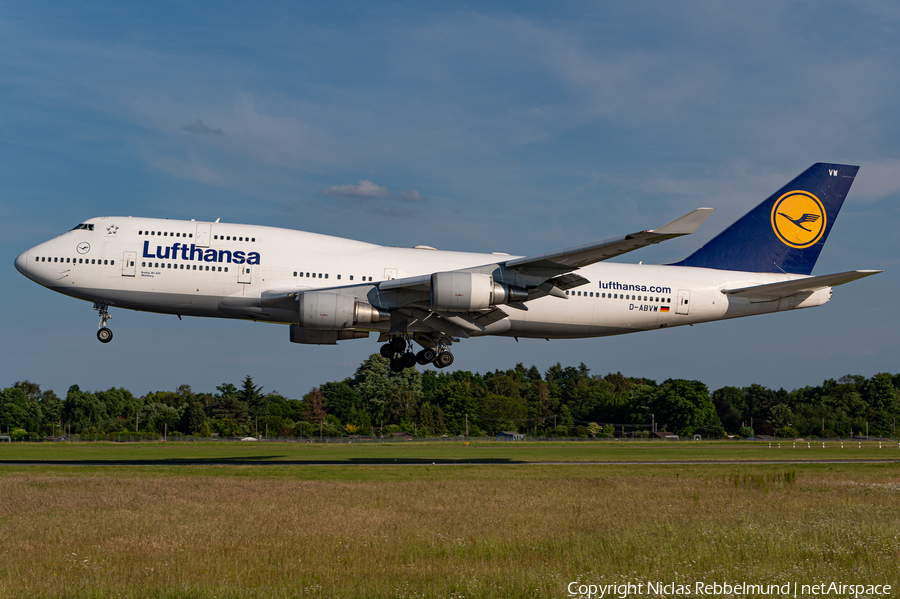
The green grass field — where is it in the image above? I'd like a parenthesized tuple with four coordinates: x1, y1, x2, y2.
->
(2, 439, 898, 465)
(0, 442, 897, 598)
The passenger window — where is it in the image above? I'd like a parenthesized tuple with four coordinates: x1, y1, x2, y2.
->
(337, 274, 341, 280)
(349, 275, 354, 281)
(325, 274, 328, 279)
(139, 230, 142, 235)
(318, 273, 322, 278)
(151, 231, 155, 235)
(224, 267, 228, 272)
(142, 262, 146, 267)
(164, 232, 168, 236)
(252, 238, 255, 242)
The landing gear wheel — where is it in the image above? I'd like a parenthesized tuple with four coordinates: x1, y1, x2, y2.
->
(433, 351, 454, 368)
(389, 358, 405, 373)
(389, 337, 407, 353)
(401, 352, 417, 369)
(97, 328, 113, 343)
(380, 343, 395, 358)
(416, 348, 437, 365)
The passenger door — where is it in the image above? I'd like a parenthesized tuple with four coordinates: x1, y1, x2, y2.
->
(121, 251, 136, 277)
(237, 266, 252, 284)
(195, 223, 211, 247)
(676, 289, 691, 315)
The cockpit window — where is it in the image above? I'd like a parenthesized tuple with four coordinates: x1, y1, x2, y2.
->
(71, 223, 94, 231)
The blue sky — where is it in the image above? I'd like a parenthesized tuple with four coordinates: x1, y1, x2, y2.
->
(3, 1, 898, 399)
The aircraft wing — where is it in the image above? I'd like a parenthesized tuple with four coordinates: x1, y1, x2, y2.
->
(503, 208, 714, 271)
(722, 270, 881, 299)
(378, 208, 714, 295)
(295, 208, 714, 341)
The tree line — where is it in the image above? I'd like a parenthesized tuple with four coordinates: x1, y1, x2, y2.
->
(2, 354, 898, 439)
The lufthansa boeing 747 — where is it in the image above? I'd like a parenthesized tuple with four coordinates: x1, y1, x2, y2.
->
(15, 163, 880, 371)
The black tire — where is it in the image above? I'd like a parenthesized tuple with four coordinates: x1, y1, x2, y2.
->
(389, 337, 406, 353)
(380, 343, 394, 358)
(434, 351, 454, 368)
(97, 328, 113, 343)
(415, 349, 433, 365)
(401, 352, 417, 368)
(389, 358, 404, 373)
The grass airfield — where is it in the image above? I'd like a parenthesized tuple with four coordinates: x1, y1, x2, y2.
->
(0, 441, 897, 598)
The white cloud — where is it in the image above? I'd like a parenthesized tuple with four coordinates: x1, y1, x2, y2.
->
(319, 180, 427, 203)
(851, 160, 900, 202)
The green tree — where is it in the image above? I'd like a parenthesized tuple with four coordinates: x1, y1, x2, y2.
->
(320, 380, 362, 424)
(652, 379, 720, 437)
(61, 385, 108, 433)
(183, 401, 207, 434)
(240, 375, 268, 422)
(353, 354, 393, 423)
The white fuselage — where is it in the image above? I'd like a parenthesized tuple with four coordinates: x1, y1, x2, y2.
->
(15, 216, 831, 340)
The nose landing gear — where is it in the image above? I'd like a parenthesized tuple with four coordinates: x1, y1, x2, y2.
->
(94, 302, 113, 343)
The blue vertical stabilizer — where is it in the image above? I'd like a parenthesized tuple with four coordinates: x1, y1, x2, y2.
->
(669, 163, 858, 275)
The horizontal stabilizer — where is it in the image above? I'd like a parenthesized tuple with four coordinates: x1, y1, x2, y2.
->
(722, 270, 881, 299)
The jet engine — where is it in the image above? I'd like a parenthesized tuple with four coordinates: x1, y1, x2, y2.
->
(298, 292, 390, 329)
(430, 272, 528, 311)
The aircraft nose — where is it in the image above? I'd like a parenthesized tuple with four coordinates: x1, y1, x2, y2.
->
(14, 251, 28, 275)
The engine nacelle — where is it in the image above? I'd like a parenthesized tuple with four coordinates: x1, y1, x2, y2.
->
(430, 272, 528, 312)
(298, 292, 389, 329)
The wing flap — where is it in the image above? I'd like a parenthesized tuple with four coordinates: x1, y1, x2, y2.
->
(722, 270, 881, 299)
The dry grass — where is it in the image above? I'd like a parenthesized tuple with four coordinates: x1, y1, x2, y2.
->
(0, 466, 897, 598)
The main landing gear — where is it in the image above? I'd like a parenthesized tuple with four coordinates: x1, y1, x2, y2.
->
(94, 302, 113, 343)
(380, 336, 454, 371)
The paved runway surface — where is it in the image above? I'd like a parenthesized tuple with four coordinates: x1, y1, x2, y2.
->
(1, 459, 897, 466)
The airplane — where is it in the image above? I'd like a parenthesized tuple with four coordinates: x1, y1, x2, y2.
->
(14, 163, 880, 372)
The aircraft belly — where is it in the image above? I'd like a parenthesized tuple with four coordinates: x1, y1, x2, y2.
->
(50, 286, 227, 318)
